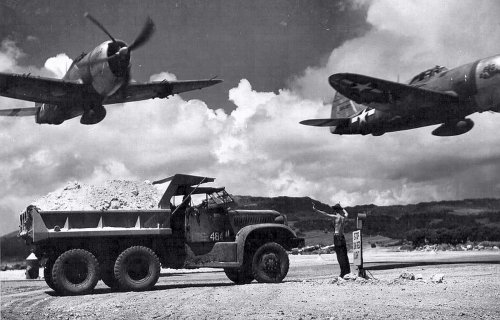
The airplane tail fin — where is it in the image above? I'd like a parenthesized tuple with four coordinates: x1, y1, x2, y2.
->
(329, 91, 361, 133)
(300, 91, 359, 131)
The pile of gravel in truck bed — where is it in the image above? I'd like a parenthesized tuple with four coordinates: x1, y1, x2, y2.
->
(33, 180, 163, 211)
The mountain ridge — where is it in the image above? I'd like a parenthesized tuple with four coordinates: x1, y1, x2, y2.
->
(2, 196, 499, 264)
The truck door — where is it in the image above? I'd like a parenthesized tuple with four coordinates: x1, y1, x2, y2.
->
(185, 191, 233, 243)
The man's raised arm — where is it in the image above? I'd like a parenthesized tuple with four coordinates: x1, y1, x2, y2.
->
(312, 202, 336, 218)
(342, 208, 349, 218)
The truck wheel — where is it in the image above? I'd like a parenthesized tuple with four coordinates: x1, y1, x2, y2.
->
(252, 242, 289, 283)
(51, 249, 100, 295)
(43, 258, 56, 291)
(100, 261, 119, 289)
(114, 246, 160, 291)
(224, 267, 254, 284)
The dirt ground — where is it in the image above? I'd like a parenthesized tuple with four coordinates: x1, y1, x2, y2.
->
(1, 251, 499, 320)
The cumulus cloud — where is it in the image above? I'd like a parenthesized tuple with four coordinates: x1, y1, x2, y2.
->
(280, 0, 500, 204)
(0, 39, 64, 77)
(214, 0, 500, 205)
(44, 53, 73, 78)
(1, 1, 500, 234)
(0, 39, 24, 72)
(291, 0, 500, 101)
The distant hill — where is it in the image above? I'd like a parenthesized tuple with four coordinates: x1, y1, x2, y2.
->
(348, 198, 500, 217)
(232, 195, 322, 221)
(1, 230, 31, 263)
(233, 196, 500, 245)
(233, 196, 500, 220)
(2, 197, 500, 264)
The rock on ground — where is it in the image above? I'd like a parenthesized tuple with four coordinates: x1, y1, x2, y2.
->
(399, 271, 415, 280)
(431, 273, 445, 283)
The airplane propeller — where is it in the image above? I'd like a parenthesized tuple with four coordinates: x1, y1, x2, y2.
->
(78, 13, 155, 69)
(84, 12, 116, 43)
(127, 17, 155, 52)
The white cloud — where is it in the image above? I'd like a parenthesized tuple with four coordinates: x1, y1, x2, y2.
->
(1, 1, 500, 234)
(44, 53, 73, 78)
(291, 0, 500, 100)
(0, 39, 24, 72)
(0, 39, 63, 77)
(150, 72, 177, 82)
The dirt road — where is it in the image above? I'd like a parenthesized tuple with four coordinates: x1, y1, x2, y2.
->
(2, 252, 499, 320)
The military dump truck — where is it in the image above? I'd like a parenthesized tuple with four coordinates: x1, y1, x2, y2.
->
(19, 174, 304, 295)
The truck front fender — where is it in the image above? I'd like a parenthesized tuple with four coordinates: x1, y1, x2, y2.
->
(234, 224, 304, 264)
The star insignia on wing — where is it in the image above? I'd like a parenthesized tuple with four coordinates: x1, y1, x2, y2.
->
(351, 108, 375, 124)
(352, 82, 372, 92)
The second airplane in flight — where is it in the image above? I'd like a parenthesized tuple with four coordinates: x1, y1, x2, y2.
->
(301, 55, 500, 136)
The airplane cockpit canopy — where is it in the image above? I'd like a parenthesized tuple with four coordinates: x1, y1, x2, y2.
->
(69, 52, 87, 69)
(409, 65, 448, 85)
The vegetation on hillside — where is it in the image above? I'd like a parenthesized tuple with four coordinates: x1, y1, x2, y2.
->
(3, 197, 499, 264)
(233, 196, 500, 245)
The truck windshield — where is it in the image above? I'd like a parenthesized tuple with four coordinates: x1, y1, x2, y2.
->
(207, 190, 234, 206)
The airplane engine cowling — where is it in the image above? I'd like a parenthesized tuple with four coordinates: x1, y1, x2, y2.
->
(432, 118, 474, 136)
(80, 105, 107, 125)
(35, 103, 65, 125)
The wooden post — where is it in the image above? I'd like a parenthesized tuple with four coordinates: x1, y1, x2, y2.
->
(354, 213, 367, 278)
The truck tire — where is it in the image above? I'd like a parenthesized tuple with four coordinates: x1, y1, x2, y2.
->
(224, 267, 254, 284)
(100, 261, 119, 289)
(43, 258, 56, 291)
(114, 246, 160, 291)
(51, 249, 100, 295)
(252, 242, 289, 283)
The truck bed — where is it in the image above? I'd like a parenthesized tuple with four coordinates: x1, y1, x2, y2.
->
(20, 206, 173, 243)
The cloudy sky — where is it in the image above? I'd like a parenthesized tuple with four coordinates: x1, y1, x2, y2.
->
(1, 0, 500, 235)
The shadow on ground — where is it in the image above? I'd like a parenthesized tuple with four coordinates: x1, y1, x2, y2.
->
(45, 281, 235, 297)
(366, 260, 500, 271)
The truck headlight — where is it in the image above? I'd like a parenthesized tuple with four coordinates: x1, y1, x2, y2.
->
(274, 215, 287, 225)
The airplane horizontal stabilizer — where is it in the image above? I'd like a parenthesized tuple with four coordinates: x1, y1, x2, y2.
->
(0, 107, 38, 117)
(299, 118, 350, 127)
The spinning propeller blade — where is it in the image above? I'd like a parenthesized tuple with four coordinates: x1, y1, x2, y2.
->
(84, 12, 116, 43)
(79, 14, 155, 69)
(128, 17, 155, 52)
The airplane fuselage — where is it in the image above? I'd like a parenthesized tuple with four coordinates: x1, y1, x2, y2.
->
(36, 41, 129, 125)
(65, 41, 127, 96)
(332, 54, 500, 135)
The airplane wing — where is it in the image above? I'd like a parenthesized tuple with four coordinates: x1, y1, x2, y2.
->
(103, 79, 223, 105)
(329, 73, 459, 114)
(0, 107, 38, 116)
(299, 118, 350, 127)
(0, 72, 83, 104)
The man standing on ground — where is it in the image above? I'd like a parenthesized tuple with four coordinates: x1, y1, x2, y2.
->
(312, 202, 351, 278)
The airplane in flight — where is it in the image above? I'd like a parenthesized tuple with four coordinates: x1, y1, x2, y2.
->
(300, 55, 500, 136)
(0, 13, 222, 125)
